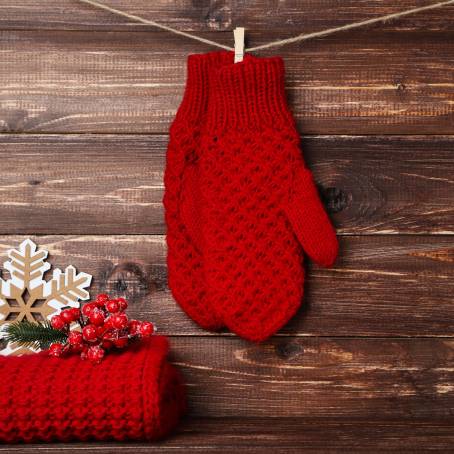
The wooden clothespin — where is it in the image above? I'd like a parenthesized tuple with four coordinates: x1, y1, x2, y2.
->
(234, 27, 245, 63)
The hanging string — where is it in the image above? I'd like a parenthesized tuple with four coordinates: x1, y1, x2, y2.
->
(78, 0, 454, 52)
(249, 0, 454, 51)
(78, 0, 233, 50)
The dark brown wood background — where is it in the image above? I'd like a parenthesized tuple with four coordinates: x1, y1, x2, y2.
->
(1, 1, 454, 452)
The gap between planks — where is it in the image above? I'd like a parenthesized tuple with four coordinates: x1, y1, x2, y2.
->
(1, 131, 454, 137)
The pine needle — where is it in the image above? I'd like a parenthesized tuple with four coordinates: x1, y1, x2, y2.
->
(1, 320, 68, 350)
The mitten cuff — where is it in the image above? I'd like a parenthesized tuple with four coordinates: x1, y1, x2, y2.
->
(207, 54, 294, 130)
(175, 51, 233, 123)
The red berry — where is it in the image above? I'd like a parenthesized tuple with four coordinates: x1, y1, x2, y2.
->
(87, 345, 105, 364)
(89, 308, 105, 326)
(82, 303, 96, 317)
(71, 343, 84, 353)
(116, 298, 128, 311)
(50, 315, 66, 330)
(96, 294, 109, 304)
(60, 309, 74, 324)
(101, 339, 114, 350)
(114, 337, 128, 348)
(48, 343, 64, 357)
(68, 331, 83, 346)
(139, 321, 154, 337)
(79, 344, 89, 360)
(128, 319, 141, 335)
(82, 324, 98, 342)
(102, 331, 114, 341)
(105, 300, 120, 313)
(111, 313, 128, 329)
(69, 308, 81, 321)
(96, 325, 109, 338)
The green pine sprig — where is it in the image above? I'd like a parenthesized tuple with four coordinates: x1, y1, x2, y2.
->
(1, 320, 68, 350)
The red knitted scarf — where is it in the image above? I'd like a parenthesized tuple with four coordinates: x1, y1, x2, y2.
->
(0, 336, 186, 443)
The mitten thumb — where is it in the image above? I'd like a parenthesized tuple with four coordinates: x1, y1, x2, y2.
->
(284, 160, 339, 267)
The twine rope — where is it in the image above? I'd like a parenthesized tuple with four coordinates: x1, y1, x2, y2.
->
(78, 0, 454, 52)
(78, 0, 232, 50)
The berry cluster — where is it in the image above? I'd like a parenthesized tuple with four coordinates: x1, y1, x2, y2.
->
(48, 294, 155, 363)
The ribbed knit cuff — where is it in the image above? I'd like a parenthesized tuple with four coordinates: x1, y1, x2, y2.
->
(207, 55, 294, 130)
(174, 51, 233, 124)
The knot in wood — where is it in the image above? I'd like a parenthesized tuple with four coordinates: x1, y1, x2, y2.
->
(319, 186, 348, 213)
(275, 341, 303, 360)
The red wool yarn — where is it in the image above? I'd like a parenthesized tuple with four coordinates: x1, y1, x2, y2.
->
(198, 53, 338, 341)
(164, 51, 338, 342)
(0, 336, 186, 443)
(163, 52, 231, 330)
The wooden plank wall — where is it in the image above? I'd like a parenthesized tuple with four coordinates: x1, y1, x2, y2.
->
(0, 1, 453, 452)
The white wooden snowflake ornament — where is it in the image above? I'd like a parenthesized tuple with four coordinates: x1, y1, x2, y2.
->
(0, 239, 92, 355)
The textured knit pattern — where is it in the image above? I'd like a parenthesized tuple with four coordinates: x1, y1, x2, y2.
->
(197, 53, 339, 342)
(163, 52, 231, 330)
(0, 336, 186, 443)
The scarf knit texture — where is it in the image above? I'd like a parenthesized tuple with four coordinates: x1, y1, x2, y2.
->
(0, 336, 186, 443)
(164, 51, 339, 342)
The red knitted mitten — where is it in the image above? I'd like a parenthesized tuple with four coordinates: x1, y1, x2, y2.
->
(0, 337, 186, 443)
(200, 54, 338, 342)
(164, 52, 230, 330)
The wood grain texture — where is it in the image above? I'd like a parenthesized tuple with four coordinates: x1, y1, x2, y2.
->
(0, 235, 452, 337)
(1, 30, 453, 134)
(0, 336, 451, 419)
(0, 0, 233, 31)
(168, 337, 454, 418)
(1, 0, 453, 31)
(2, 1, 454, 449)
(1, 417, 454, 453)
(1, 134, 454, 235)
